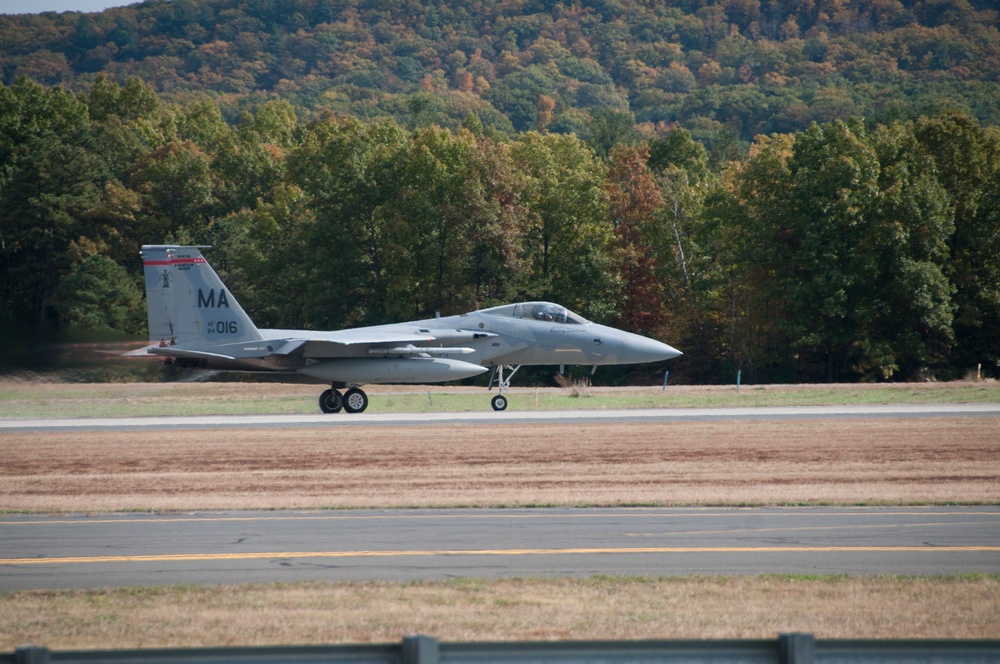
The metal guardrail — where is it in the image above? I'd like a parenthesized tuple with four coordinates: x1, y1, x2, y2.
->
(5, 634, 999, 664)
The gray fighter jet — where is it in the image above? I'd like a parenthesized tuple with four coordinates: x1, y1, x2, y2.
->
(137, 245, 681, 413)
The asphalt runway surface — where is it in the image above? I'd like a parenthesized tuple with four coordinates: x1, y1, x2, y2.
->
(2, 402, 999, 432)
(2, 507, 999, 590)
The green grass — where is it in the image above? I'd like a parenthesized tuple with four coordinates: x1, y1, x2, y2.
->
(0, 380, 997, 418)
(0, 395, 314, 418)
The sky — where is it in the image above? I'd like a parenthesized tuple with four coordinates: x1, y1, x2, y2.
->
(1, 0, 135, 14)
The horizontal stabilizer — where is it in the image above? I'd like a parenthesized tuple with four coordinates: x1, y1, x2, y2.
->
(148, 347, 237, 361)
(121, 344, 160, 357)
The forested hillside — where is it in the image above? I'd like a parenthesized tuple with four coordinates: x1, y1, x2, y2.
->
(1, 0, 999, 383)
(2, 0, 1000, 152)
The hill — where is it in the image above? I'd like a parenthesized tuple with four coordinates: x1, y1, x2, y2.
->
(1, 0, 999, 153)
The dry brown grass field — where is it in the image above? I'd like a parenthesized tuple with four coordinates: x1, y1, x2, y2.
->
(2, 380, 999, 648)
(4, 576, 999, 649)
(2, 418, 998, 512)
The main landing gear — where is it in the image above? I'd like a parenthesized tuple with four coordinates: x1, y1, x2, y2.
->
(488, 364, 520, 411)
(320, 366, 521, 414)
(319, 386, 368, 414)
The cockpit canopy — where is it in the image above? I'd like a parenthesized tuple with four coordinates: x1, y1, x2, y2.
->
(478, 302, 589, 325)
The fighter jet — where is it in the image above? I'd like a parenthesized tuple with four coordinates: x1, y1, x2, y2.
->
(137, 245, 682, 413)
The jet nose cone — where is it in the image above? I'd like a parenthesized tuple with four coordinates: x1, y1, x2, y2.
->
(620, 333, 683, 364)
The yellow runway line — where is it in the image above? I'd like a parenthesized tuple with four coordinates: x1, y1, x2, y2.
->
(4, 546, 999, 566)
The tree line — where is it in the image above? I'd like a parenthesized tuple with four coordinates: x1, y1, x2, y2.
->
(1, 76, 998, 382)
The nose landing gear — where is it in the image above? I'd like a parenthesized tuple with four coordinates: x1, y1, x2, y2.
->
(488, 364, 520, 411)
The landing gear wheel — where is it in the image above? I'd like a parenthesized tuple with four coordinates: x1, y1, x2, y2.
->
(343, 387, 369, 414)
(319, 389, 343, 413)
(488, 365, 519, 412)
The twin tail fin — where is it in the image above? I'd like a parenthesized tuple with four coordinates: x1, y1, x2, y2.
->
(140, 245, 262, 346)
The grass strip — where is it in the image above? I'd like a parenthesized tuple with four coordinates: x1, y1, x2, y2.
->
(1, 380, 998, 418)
(3, 575, 998, 649)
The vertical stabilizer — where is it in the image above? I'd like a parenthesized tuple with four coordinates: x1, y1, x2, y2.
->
(140, 245, 262, 346)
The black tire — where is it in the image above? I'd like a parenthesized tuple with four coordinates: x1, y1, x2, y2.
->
(319, 389, 343, 413)
(491, 394, 508, 411)
(343, 387, 369, 414)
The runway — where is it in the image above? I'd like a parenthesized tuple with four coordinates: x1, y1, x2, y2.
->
(3, 405, 998, 590)
(2, 507, 999, 590)
(2, 402, 999, 431)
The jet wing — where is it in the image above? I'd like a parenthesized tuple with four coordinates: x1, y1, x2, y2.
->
(279, 333, 439, 359)
(124, 328, 499, 362)
(263, 328, 497, 360)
